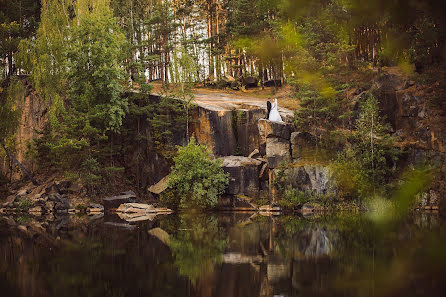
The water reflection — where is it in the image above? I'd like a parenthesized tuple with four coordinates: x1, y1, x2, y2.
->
(0, 211, 445, 297)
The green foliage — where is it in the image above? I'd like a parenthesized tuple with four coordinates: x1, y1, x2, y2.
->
(331, 93, 401, 200)
(331, 148, 365, 199)
(17, 198, 32, 211)
(277, 188, 312, 208)
(66, 3, 128, 133)
(169, 213, 227, 283)
(0, 0, 40, 78)
(16, 0, 69, 119)
(293, 80, 338, 146)
(0, 77, 22, 143)
(20, 0, 129, 194)
(164, 139, 229, 209)
(148, 95, 187, 161)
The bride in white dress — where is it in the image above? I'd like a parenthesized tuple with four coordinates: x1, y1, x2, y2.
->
(268, 98, 283, 122)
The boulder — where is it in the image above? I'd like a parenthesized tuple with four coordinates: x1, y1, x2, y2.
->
(87, 203, 104, 213)
(266, 137, 291, 168)
(17, 189, 29, 197)
(103, 192, 137, 210)
(148, 176, 169, 195)
(223, 74, 235, 83)
(117, 212, 157, 222)
(55, 198, 70, 211)
(274, 164, 334, 195)
(116, 203, 155, 213)
(68, 183, 82, 194)
(259, 204, 281, 212)
(230, 81, 240, 90)
(263, 79, 282, 88)
(29, 205, 43, 214)
(48, 193, 62, 202)
(55, 180, 71, 194)
(220, 156, 262, 197)
(45, 201, 55, 212)
(45, 183, 59, 195)
(258, 119, 293, 157)
(401, 94, 420, 117)
(2, 195, 16, 207)
(241, 76, 258, 88)
(258, 119, 293, 140)
(248, 149, 261, 159)
(290, 132, 316, 159)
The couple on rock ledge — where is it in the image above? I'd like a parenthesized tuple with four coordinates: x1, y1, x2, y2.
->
(266, 98, 283, 122)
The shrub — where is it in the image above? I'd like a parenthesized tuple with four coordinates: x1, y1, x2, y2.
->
(163, 139, 229, 209)
(331, 148, 364, 199)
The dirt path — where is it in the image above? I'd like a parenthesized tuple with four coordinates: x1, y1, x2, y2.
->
(191, 89, 294, 120)
(149, 81, 297, 117)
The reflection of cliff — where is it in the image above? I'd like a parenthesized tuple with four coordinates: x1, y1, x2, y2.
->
(0, 215, 190, 297)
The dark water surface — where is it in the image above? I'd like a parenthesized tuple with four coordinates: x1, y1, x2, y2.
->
(0, 212, 445, 297)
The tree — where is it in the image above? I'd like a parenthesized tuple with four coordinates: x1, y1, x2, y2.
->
(66, 0, 128, 133)
(0, 0, 40, 78)
(164, 139, 229, 209)
(331, 93, 400, 199)
(170, 47, 198, 141)
(19, 0, 129, 192)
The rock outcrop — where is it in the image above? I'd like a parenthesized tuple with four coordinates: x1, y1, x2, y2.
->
(0, 179, 86, 214)
(221, 156, 263, 197)
(274, 165, 334, 195)
(258, 119, 294, 168)
(103, 191, 137, 210)
(190, 106, 265, 156)
(1, 76, 48, 181)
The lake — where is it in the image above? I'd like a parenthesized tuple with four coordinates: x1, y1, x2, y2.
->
(0, 211, 445, 297)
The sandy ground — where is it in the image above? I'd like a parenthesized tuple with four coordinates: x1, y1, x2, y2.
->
(149, 81, 296, 117)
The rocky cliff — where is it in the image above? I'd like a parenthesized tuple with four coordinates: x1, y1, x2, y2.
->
(1, 76, 48, 181)
(4, 72, 446, 212)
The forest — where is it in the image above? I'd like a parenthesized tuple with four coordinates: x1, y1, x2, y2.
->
(1, 0, 446, 209)
(1, 2, 446, 296)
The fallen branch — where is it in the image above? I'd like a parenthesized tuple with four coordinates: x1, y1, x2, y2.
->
(1, 142, 39, 186)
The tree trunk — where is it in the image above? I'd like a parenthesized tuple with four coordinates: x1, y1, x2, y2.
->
(1, 142, 39, 185)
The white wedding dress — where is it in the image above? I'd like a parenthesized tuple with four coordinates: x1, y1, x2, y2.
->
(268, 99, 283, 122)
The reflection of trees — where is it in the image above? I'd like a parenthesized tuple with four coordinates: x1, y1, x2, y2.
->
(169, 213, 227, 284)
(0, 218, 189, 297)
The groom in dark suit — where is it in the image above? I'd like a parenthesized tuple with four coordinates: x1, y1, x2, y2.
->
(266, 98, 272, 119)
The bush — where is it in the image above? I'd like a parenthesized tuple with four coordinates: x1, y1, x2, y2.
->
(163, 139, 229, 209)
(331, 148, 364, 199)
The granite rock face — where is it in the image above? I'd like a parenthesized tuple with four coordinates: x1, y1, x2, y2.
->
(274, 164, 334, 195)
(258, 119, 294, 168)
(220, 156, 263, 197)
(266, 137, 291, 168)
(190, 106, 265, 156)
(258, 119, 293, 140)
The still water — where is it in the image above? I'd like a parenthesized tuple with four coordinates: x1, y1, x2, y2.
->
(0, 212, 445, 297)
